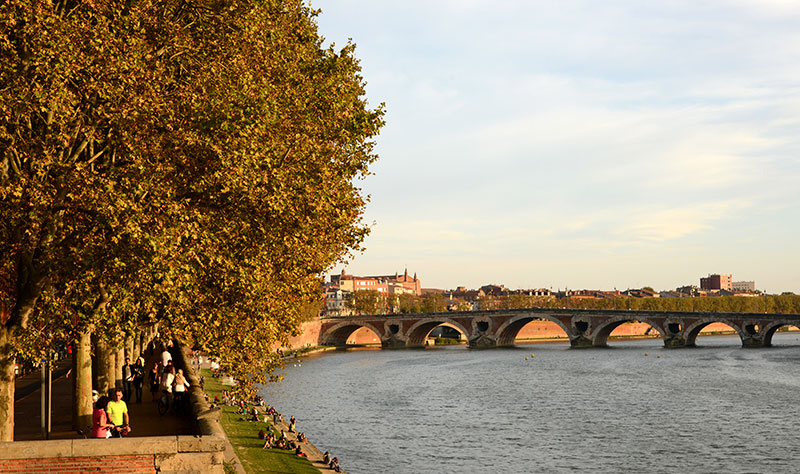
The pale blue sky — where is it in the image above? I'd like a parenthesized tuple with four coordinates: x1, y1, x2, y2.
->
(314, 0, 800, 293)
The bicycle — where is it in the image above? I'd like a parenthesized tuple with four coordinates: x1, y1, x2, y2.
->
(110, 424, 130, 437)
(77, 425, 92, 439)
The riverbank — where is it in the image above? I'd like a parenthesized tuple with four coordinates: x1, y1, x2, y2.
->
(201, 369, 341, 474)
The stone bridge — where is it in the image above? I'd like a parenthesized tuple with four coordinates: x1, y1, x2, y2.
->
(319, 308, 800, 349)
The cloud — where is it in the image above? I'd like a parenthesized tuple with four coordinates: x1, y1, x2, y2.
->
(614, 201, 748, 242)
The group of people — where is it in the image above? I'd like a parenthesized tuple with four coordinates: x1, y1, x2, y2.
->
(121, 357, 145, 403)
(91, 387, 131, 438)
(322, 452, 342, 472)
(147, 345, 190, 413)
(256, 411, 346, 471)
(259, 427, 307, 458)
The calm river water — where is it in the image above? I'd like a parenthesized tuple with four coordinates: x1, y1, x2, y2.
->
(260, 334, 800, 473)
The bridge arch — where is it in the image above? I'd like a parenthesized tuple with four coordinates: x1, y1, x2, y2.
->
(320, 321, 383, 346)
(405, 318, 471, 347)
(761, 322, 800, 346)
(684, 319, 743, 347)
(591, 316, 664, 347)
(494, 314, 571, 346)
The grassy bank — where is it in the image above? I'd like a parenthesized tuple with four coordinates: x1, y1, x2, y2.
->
(201, 369, 320, 474)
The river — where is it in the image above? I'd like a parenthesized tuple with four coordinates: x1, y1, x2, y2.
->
(260, 333, 800, 473)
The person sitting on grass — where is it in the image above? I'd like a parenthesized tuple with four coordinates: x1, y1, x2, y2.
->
(294, 445, 306, 457)
(262, 432, 274, 449)
(258, 429, 266, 440)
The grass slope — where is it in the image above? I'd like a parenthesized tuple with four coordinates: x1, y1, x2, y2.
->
(202, 370, 320, 474)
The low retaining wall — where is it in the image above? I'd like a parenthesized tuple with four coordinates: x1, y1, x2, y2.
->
(0, 435, 225, 473)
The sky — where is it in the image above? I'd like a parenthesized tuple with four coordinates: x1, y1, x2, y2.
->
(312, 0, 800, 293)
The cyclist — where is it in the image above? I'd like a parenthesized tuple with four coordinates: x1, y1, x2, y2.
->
(106, 388, 131, 436)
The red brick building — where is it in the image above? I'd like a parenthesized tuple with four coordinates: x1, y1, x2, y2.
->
(331, 269, 421, 296)
(700, 274, 732, 291)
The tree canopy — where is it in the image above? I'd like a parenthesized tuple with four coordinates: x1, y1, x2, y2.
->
(1, 0, 383, 405)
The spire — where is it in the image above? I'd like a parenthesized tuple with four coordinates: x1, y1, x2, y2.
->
(413, 272, 417, 281)
(404, 268, 408, 281)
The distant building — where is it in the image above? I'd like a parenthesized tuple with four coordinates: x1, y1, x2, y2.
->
(700, 274, 732, 291)
(622, 288, 659, 298)
(330, 269, 421, 296)
(479, 284, 507, 296)
(676, 285, 706, 297)
(732, 281, 755, 292)
(510, 288, 553, 297)
(324, 287, 352, 317)
(659, 291, 683, 298)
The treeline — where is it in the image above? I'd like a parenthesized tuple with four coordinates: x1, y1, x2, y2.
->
(0, 0, 382, 440)
(478, 294, 800, 314)
(344, 292, 800, 315)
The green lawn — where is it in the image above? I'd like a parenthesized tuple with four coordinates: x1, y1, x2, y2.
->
(201, 370, 321, 474)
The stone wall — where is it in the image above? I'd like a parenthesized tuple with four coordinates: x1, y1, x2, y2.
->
(284, 320, 323, 349)
(0, 435, 225, 474)
(0, 454, 155, 473)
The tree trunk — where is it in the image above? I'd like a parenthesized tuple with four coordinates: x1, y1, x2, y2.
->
(114, 347, 124, 390)
(95, 338, 112, 396)
(136, 328, 147, 359)
(125, 336, 135, 364)
(0, 327, 16, 441)
(72, 330, 92, 430)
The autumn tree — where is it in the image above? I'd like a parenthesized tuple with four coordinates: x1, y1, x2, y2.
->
(144, 0, 383, 390)
(0, 0, 181, 439)
(1, 0, 383, 437)
(346, 290, 387, 315)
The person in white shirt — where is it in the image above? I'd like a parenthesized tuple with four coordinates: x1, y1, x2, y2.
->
(173, 368, 190, 413)
(160, 348, 172, 368)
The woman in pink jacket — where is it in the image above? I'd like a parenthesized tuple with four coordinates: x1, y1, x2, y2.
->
(91, 396, 115, 438)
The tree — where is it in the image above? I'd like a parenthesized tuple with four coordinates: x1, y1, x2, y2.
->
(397, 294, 422, 313)
(0, 0, 383, 436)
(0, 0, 178, 439)
(421, 294, 447, 313)
(346, 290, 386, 315)
(149, 0, 383, 391)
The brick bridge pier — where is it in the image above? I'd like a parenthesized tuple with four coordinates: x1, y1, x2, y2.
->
(318, 308, 800, 349)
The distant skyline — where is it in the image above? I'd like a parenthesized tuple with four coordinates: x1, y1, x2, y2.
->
(313, 0, 800, 293)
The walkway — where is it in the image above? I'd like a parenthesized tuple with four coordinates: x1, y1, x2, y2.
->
(14, 348, 193, 441)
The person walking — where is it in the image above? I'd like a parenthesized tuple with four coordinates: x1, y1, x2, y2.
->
(160, 365, 176, 411)
(131, 357, 144, 403)
(149, 362, 160, 403)
(122, 358, 133, 402)
(173, 368, 190, 414)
